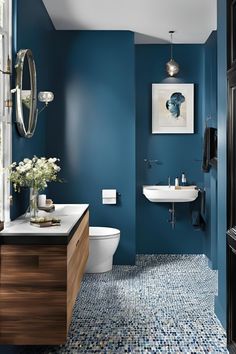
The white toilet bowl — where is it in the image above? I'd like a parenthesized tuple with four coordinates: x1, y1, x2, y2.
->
(85, 227, 120, 273)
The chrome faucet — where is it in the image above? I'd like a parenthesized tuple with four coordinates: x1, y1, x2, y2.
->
(168, 176, 171, 188)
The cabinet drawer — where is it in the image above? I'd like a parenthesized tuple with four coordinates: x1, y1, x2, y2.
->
(0, 245, 67, 290)
(0, 245, 67, 345)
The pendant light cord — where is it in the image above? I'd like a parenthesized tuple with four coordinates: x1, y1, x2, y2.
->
(169, 31, 175, 59)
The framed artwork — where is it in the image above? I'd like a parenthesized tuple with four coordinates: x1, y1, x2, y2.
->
(152, 83, 194, 134)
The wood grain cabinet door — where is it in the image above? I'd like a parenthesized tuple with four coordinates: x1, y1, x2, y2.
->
(67, 211, 89, 329)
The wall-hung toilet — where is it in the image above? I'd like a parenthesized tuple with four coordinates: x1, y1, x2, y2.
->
(85, 227, 120, 273)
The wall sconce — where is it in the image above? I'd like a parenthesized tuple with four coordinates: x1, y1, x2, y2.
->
(21, 90, 54, 113)
(166, 31, 180, 77)
(38, 91, 54, 113)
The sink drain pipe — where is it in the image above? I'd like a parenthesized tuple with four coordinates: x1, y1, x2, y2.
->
(168, 202, 176, 229)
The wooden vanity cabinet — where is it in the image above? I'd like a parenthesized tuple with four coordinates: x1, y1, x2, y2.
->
(0, 210, 89, 345)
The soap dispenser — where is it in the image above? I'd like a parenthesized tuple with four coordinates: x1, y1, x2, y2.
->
(181, 172, 187, 186)
(175, 177, 179, 187)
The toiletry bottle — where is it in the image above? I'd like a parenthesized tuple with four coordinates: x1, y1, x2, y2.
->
(181, 172, 187, 186)
(175, 177, 179, 187)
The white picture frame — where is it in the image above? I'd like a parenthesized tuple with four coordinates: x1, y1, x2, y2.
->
(152, 83, 194, 134)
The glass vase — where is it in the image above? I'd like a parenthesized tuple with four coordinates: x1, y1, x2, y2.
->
(29, 187, 39, 218)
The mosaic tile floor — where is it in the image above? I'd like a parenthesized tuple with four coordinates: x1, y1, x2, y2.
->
(21, 255, 227, 354)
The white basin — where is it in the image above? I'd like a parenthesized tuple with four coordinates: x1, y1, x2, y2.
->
(143, 185, 198, 203)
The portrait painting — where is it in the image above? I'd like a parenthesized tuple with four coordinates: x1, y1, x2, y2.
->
(152, 84, 194, 134)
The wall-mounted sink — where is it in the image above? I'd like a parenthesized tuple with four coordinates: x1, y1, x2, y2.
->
(143, 185, 198, 203)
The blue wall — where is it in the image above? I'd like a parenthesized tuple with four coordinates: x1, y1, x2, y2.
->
(46, 31, 136, 265)
(10, 0, 228, 332)
(135, 44, 205, 254)
(11, 0, 55, 219)
(215, 0, 227, 329)
(203, 31, 218, 269)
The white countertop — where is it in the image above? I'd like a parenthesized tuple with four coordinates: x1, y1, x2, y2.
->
(1, 204, 89, 236)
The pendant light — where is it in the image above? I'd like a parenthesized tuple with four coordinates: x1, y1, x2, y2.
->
(166, 30, 179, 77)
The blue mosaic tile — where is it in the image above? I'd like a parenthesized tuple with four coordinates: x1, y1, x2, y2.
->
(21, 255, 228, 354)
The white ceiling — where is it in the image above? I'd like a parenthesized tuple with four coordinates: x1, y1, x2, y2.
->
(43, 0, 217, 44)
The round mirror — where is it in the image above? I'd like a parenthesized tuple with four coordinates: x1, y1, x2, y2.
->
(15, 49, 37, 138)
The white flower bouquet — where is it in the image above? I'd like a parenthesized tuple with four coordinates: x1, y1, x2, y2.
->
(9, 156, 61, 219)
(9, 156, 61, 192)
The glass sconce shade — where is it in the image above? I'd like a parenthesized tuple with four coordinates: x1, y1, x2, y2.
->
(38, 91, 54, 104)
(166, 58, 180, 77)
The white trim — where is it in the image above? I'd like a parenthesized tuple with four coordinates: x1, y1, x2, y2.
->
(0, 0, 12, 222)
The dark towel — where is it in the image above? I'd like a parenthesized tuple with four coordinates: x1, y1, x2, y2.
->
(192, 210, 205, 230)
(202, 127, 217, 173)
(191, 189, 205, 229)
(192, 211, 201, 227)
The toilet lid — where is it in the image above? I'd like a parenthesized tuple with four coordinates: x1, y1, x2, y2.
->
(89, 227, 120, 238)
